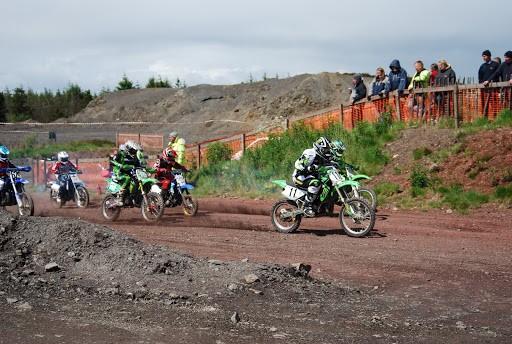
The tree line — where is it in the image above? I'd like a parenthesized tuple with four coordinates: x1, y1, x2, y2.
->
(0, 74, 187, 124)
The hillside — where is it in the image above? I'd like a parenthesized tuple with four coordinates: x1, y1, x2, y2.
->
(68, 72, 353, 144)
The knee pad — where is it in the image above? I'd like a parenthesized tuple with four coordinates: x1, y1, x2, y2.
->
(0, 179, 4, 191)
(308, 185, 320, 195)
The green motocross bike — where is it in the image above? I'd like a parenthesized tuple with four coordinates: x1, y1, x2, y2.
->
(270, 165, 376, 237)
(101, 167, 164, 222)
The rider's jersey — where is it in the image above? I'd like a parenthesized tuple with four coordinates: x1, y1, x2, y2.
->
(292, 148, 324, 182)
(51, 161, 78, 175)
(0, 160, 17, 178)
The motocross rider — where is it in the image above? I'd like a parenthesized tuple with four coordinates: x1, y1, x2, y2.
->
(110, 140, 145, 205)
(51, 151, 79, 202)
(153, 147, 188, 203)
(0, 146, 17, 204)
(292, 137, 332, 216)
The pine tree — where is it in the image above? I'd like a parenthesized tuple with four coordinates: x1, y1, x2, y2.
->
(0, 92, 7, 123)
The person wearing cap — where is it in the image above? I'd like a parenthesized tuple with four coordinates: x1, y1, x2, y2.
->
(167, 131, 186, 165)
(478, 50, 500, 116)
(384, 60, 408, 96)
(484, 51, 512, 86)
(478, 50, 500, 83)
(349, 74, 367, 104)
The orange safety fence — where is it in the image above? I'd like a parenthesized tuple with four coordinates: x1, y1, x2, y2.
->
(23, 83, 512, 177)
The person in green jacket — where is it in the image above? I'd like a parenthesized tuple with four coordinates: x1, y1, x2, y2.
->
(167, 131, 186, 166)
(407, 60, 430, 121)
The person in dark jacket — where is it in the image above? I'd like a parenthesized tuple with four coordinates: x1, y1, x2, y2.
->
(434, 60, 456, 86)
(484, 50, 512, 86)
(478, 50, 500, 83)
(384, 60, 408, 95)
(349, 74, 367, 104)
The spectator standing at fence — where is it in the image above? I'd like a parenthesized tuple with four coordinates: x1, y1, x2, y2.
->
(368, 67, 389, 98)
(479, 50, 500, 83)
(429, 63, 438, 86)
(433, 60, 456, 119)
(349, 74, 367, 126)
(384, 60, 408, 96)
(484, 51, 512, 86)
(407, 60, 430, 121)
(167, 131, 186, 165)
(368, 67, 389, 117)
(434, 60, 456, 86)
(349, 74, 367, 104)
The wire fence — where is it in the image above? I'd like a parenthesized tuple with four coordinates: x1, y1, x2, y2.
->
(14, 81, 512, 189)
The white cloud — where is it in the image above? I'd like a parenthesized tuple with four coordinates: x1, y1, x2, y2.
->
(1, 1, 509, 93)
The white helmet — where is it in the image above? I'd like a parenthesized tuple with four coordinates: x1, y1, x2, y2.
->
(313, 137, 332, 160)
(57, 151, 69, 164)
(124, 140, 141, 157)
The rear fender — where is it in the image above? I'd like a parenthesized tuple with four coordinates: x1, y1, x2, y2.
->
(271, 180, 287, 188)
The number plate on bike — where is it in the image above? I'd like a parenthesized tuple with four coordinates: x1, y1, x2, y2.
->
(282, 185, 306, 200)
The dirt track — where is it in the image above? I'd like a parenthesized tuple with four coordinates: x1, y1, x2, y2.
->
(2, 192, 512, 343)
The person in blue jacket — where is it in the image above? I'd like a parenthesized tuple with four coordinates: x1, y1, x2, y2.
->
(384, 60, 408, 96)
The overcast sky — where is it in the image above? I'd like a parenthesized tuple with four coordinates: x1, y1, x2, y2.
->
(1, 0, 510, 94)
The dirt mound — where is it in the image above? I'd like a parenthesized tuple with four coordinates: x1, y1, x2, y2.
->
(0, 209, 369, 343)
(372, 125, 512, 196)
(70, 72, 352, 144)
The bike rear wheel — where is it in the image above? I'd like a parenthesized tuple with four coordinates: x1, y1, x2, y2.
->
(182, 195, 198, 216)
(75, 186, 90, 208)
(101, 194, 121, 221)
(141, 192, 164, 222)
(339, 197, 375, 237)
(270, 199, 302, 233)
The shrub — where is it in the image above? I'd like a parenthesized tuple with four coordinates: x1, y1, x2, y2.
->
(412, 147, 432, 160)
(410, 165, 431, 188)
(205, 142, 233, 166)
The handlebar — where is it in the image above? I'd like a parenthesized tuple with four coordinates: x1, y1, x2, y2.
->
(0, 166, 31, 172)
(171, 169, 190, 175)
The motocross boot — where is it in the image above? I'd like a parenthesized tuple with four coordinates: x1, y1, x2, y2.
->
(116, 188, 126, 206)
(303, 193, 317, 217)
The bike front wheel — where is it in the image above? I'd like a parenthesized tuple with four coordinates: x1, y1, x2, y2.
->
(141, 192, 164, 222)
(350, 186, 377, 211)
(339, 197, 375, 237)
(101, 194, 121, 222)
(182, 195, 198, 216)
(17, 192, 34, 216)
(75, 186, 90, 208)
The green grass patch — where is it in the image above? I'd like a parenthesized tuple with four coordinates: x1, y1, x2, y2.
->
(412, 147, 432, 160)
(436, 183, 489, 214)
(10, 139, 115, 159)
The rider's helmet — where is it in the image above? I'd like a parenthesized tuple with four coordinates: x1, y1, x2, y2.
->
(0, 146, 10, 162)
(57, 151, 69, 164)
(313, 136, 332, 160)
(162, 147, 177, 162)
(124, 140, 142, 157)
(330, 140, 347, 159)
